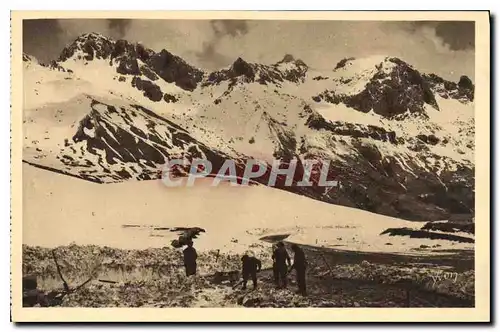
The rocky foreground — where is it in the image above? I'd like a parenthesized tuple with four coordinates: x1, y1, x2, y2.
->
(22, 243, 474, 308)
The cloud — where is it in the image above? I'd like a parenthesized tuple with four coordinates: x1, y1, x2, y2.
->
(22, 19, 474, 81)
(400, 21, 475, 51)
(210, 20, 249, 38)
(435, 21, 474, 51)
(107, 19, 132, 39)
(23, 19, 64, 63)
(23, 19, 135, 63)
(195, 20, 250, 69)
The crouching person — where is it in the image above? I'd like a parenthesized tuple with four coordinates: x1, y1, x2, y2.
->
(241, 254, 262, 290)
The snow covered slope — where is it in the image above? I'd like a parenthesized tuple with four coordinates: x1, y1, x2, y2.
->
(23, 163, 473, 255)
(22, 33, 475, 221)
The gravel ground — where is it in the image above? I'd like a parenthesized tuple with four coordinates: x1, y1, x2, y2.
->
(22, 243, 474, 308)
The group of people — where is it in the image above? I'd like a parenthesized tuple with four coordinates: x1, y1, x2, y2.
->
(182, 240, 308, 296)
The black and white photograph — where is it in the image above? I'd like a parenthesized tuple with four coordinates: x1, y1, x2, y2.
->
(10, 10, 491, 322)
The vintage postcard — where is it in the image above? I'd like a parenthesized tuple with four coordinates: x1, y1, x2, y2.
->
(10, 11, 490, 322)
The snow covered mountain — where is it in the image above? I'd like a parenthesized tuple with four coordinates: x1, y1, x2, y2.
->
(22, 32, 475, 221)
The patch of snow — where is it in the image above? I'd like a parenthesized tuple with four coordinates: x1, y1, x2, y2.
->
(23, 164, 474, 257)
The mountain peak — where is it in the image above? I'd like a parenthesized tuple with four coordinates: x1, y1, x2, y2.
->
(77, 32, 112, 41)
(232, 57, 250, 66)
(458, 75, 474, 90)
(424, 73, 474, 102)
(23, 53, 37, 63)
(72, 32, 114, 49)
(314, 55, 442, 119)
(280, 54, 295, 63)
(230, 57, 255, 77)
(146, 49, 204, 91)
(277, 53, 307, 66)
(58, 32, 114, 62)
(23, 53, 43, 70)
(333, 55, 407, 72)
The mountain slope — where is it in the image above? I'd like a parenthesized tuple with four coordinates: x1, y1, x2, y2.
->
(22, 33, 475, 221)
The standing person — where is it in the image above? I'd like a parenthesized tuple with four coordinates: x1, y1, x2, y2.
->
(272, 241, 291, 288)
(272, 244, 279, 286)
(289, 244, 307, 296)
(241, 254, 262, 290)
(183, 240, 198, 276)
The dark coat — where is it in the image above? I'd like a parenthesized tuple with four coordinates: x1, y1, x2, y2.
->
(183, 246, 198, 266)
(272, 246, 291, 267)
(291, 247, 307, 271)
(241, 256, 262, 274)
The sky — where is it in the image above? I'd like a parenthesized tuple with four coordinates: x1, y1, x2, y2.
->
(23, 19, 475, 82)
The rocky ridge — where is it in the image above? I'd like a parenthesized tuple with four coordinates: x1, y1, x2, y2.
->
(22, 33, 475, 221)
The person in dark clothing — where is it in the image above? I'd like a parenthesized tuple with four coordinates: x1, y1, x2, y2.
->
(271, 244, 279, 286)
(183, 240, 198, 276)
(289, 244, 307, 296)
(241, 254, 262, 290)
(272, 242, 291, 288)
